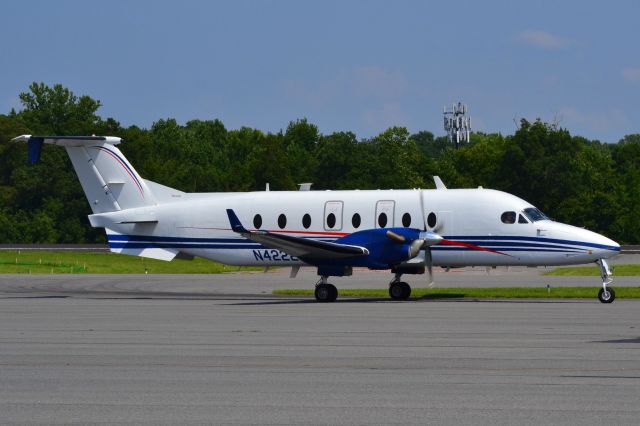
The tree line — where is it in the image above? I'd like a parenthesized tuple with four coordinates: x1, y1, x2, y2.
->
(1, 83, 638, 244)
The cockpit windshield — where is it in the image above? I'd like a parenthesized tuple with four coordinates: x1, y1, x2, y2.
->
(523, 207, 549, 222)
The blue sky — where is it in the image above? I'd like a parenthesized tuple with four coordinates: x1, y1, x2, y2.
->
(2, 0, 638, 142)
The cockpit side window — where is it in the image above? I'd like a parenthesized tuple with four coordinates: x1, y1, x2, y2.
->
(501, 211, 516, 224)
(518, 214, 529, 224)
(523, 207, 549, 222)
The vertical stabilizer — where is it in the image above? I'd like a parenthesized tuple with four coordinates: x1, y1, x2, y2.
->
(11, 135, 156, 213)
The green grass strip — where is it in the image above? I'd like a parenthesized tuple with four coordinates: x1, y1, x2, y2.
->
(545, 264, 640, 276)
(0, 250, 260, 274)
(273, 286, 640, 299)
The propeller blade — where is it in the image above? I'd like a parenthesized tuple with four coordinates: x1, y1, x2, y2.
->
(386, 230, 406, 243)
(425, 246, 434, 287)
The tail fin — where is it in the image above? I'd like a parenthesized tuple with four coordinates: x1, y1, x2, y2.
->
(12, 135, 156, 213)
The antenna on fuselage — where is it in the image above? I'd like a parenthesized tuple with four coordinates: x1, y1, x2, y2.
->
(433, 176, 447, 190)
(265, 183, 270, 191)
(298, 183, 312, 191)
(443, 101, 471, 148)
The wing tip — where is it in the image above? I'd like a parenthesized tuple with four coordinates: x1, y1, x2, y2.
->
(226, 209, 248, 233)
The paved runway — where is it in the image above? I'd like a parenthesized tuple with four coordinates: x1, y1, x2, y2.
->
(1, 294, 639, 425)
(1, 258, 639, 425)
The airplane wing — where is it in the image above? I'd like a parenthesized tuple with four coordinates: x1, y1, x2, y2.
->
(226, 209, 369, 259)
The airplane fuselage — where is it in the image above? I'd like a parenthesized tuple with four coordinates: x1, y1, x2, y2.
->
(105, 187, 620, 268)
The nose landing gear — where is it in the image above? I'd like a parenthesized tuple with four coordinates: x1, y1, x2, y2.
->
(596, 259, 615, 304)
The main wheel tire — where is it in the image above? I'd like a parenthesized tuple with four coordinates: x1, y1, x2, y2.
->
(598, 287, 615, 303)
(315, 283, 338, 302)
(389, 281, 411, 300)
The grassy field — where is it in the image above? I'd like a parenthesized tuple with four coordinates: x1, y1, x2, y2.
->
(545, 264, 640, 276)
(0, 250, 260, 274)
(273, 286, 640, 299)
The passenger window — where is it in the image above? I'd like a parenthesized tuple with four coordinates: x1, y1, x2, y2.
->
(518, 214, 528, 224)
(302, 213, 311, 229)
(278, 214, 287, 229)
(501, 211, 516, 224)
(253, 214, 262, 229)
(427, 212, 437, 228)
(326, 213, 336, 229)
(352, 213, 361, 228)
(378, 212, 388, 228)
(402, 213, 411, 227)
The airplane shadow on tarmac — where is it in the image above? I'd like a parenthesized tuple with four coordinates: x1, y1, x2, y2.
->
(227, 295, 588, 306)
(0, 292, 593, 305)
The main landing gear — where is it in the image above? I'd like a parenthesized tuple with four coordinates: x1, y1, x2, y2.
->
(312, 267, 415, 303)
(596, 259, 615, 304)
(315, 276, 338, 303)
(389, 274, 411, 300)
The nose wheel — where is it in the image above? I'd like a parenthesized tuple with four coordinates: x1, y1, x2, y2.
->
(598, 287, 615, 303)
(596, 259, 615, 304)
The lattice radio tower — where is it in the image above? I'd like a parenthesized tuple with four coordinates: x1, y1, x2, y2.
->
(443, 102, 471, 148)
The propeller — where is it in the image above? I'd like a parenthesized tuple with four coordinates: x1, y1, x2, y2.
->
(419, 186, 443, 287)
(385, 193, 444, 287)
(419, 231, 442, 286)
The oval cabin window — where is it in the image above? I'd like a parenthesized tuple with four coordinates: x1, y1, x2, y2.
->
(326, 213, 336, 229)
(278, 214, 287, 229)
(402, 213, 411, 227)
(427, 212, 437, 228)
(352, 213, 361, 228)
(253, 214, 262, 229)
(302, 213, 311, 229)
(378, 212, 388, 228)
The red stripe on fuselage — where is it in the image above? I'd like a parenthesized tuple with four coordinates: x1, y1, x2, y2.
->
(439, 239, 513, 257)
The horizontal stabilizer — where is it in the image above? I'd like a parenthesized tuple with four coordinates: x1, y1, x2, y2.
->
(12, 134, 122, 165)
(89, 207, 158, 227)
(11, 134, 122, 145)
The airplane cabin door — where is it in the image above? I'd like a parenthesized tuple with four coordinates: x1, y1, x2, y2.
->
(324, 201, 343, 231)
(375, 200, 395, 228)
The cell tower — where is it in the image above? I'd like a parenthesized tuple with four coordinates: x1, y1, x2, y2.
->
(443, 102, 471, 148)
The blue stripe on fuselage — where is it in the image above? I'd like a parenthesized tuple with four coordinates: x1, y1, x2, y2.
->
(444, 235, 619, 251)
(106, 233, 615, 254)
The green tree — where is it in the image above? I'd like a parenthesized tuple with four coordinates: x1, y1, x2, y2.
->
(18, 82, 103, 135)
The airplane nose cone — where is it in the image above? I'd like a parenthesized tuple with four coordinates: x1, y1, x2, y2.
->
(583, 230, 620, 259)
(552, 222, 620, 259)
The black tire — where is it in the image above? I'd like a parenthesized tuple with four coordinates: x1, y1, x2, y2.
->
(315, 283, 338, 302)
(389, 281, 411, 300)
(598, 287, 615, 304)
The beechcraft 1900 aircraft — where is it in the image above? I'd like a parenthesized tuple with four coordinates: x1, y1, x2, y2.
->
(11, 135, 621, 303)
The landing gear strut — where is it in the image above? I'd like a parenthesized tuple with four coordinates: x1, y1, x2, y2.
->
(389, 274, 411, 300)
(315, 276, 338, 303)
(596, 259, 615, 304)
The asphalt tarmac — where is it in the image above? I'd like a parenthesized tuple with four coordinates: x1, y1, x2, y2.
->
(1, 260, 639, 425)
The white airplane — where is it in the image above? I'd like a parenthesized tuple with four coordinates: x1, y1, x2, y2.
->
(11, 135, 621, 303)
